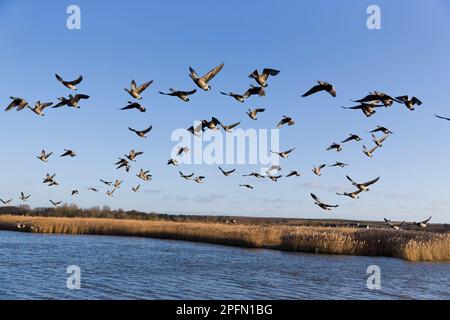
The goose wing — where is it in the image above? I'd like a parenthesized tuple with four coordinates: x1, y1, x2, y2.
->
(435, 114, 450, 121)
(362, 176, 380, 187)
(302, 84, 323, 97)
(141, 125, 153, 134)
(68, 75, 83, 85)
(201, 62, 224, 83)
(136, 80, 153, 94)
(421, 216, 432, 224)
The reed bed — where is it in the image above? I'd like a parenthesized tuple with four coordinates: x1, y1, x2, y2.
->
(0, 215, 448, 262)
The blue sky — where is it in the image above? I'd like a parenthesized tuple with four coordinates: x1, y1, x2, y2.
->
(0, 0, 450, 222)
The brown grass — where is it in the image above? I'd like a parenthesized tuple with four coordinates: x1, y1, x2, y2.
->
(0, 215, 449, 262)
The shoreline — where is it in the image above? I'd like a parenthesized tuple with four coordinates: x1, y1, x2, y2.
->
(1, 215, 449, 262)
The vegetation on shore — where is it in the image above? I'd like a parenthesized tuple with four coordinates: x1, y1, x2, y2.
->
(0, 214, 449, 262)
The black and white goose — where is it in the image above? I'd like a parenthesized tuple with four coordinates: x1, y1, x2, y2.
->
(87, 187, 99, 192)
(49, 200, 62, 207)
(167, 158, 179, 166)
(353, 91, 400, 107)
(61, 149, 76, 157)
(276, 116, 295, 128)
(369, 126, 393, 135)
(247, 108, 265, 120)
(113, 180, 123, 189)
(106, 189, 116, 197)
(396, 96, 422, 111)
(28, 101, 53, 116)
(43, 173, 58, 186)
(5, 97, 29, 111)
(132, 185, 140, 192)
(372, 133, 389, 147)
(125, 149, 144, 162)
(312, 164, 326, 176)
(176, 147, 190, 156)
(219, 167, 235, 176)
(137, 169, 152, 181)
(268, 175, 282, 182)
(302, 81, 336, 98)
(128, 125, 152, 138)
(179, 171, 194, 180)
(271, 148, 295, 158)
(346, 175, 380, 192)
(125, 80, 153, 99)
(37, 150, 53, 162)
(100, 179, 112, 186)
(193, 176, 205, 184)
(55, 74, 83, 91)
(0, 199, 12, 205)
(159, 88, 197, 102)
(326, 143, 342, 152)
(286, 170, 300, 177)
(115, 158, 131, 172)
(414, 216, 432, 228)
(341, 134, 362, 143)
(341, 103, 382, 117)
(220, 91, 249, 103)
(53, 94, 90, 108)
(71, 190, 79, 196)
(336, 189, 363, 199)
(384, 218, 405, 230)
(203, 117, 222, 131)
(310, 193, 339, 211)
(119, 101, 146, 112)
(239, 184, 254, 189)
(189, 63, 224, 91)
(248, 68, 280, 87)
(243, 172, 265, 179)
(244, 85, 266, 98)
(328, 162, 349, 168)
(20, 192, 31, 201)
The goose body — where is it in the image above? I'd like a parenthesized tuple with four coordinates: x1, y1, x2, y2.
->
(53, 94, 89, 108)
(179, 171, 194, 180)
(37, 150, 53, 162)
(189, 63, 224, 91)
(219, 167, 235, 176)
(363, 144, 379, 157)
(159, 88, 197, 102)
(137, 169, 152, 181)
(5, 97, 29, 111)
(346, 175, 380, 192)
(302, 81, 336, 97)
(249, 68, 280, 87)
(276, 116, 295, 128)
(312, 164, 326, 176)
(129, 125, 152, 138)
(125, 80, 153, 99)
(55, 74, 83, 91)
(28, 101, 53, 116)
(311, 193, 338, 211)
(247, 108, 265, 120)
(271, 148, 294, 158)
(286, 170, 300, 177)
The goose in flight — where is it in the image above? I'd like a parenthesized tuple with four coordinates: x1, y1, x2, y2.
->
(341, 103, 382, 117)
(129, 125, 152, 138)
(326, 143, 342, 152)
(106, 189, 116, 197)
(20, 192, 31, 201)
(341, 134, 361, 143)
(363, 144, 379, 158)
(100, 179, 112, 186)
(247, 108, 265, 120)
(329, 162, 349, 168)
(43, 173, 58, 186)
(336, 189, 363, 199)
(244, 85, 266, 97)
(5, 97, 29, 111)
(203, 117, 222, 131)
(179, 171, 194, 180)
(53, 94, 90, 108)
(372, 134, 389, 147)
(239, 184, 254, 189)
(189, 63, 224, 91)
(221, 121, 241, 133)
(353, 91, 400, 107)
(243, 172, 265, 178)
(37, 150, 53, 162)
(159, 88, 197, 102)
(248, 68, 280, 87)
(61, 149, 76, 157)
(220, 91, 249, 103)
(167, 158, 179, 166)
(312, 164, 326, 176)
(193, 176, 205, 184)
(271, 148, 295, 158)
(120, 101, 146, 112)
(132, 185, 140, 192)
(435, 114, 450, 121)
(71, 190, 79, 196)
(310, 193, 339, 211)
(176, 147, 190, 156)
(414, 216, 432, 228)
(28, 101, 53, 116)
(302, 81, 336, 97)
(369, 126, 393, 135)
(265, 165, 281, 176)
(113, 180, 123, 189)
(276, 116, 295, 128)
(55, 74, 83, 91)
(49, 200, 62, 207)
(125, 149, 144, 162)
(268, 175, 282, 182)
(137, 169, 152, 181)
(87, 187, 99, 192)
(396, 96, 422, 111)
(125, 80, 153, 99)
(346, 175, 380, 192)
(384, 218, 405, 230)
(0, 199, 12, 205)
(115, 158, 131, 172)
(286, 170, 300, 177)
(219, 167, 235, 176)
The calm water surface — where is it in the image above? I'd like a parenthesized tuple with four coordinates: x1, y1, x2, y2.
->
(0, 230, 448, 299)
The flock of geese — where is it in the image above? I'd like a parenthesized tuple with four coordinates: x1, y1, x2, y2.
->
(2, 63, 445, 230)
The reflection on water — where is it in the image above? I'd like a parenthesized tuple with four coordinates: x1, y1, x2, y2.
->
(0, 230, 448, 299)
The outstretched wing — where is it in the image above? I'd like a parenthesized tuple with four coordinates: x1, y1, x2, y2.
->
(363, 176, 380, 187)
(136, 80, 153, 94)
(142, 125, 153, 134)
(302, 84, 322, 97)
(310, 193, 321, 203)
(68, 75, 83, 85)
(421, 216, 432, 224)
(201, 62, 224, 83)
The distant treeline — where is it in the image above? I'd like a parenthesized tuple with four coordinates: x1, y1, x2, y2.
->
(0, 204, 227, 223)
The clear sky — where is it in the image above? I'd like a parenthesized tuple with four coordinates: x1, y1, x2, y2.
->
(1, 0, 450, 222)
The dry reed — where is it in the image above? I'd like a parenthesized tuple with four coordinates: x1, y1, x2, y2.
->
(0, 215, 448, 262)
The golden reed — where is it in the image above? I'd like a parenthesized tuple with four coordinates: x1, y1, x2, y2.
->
(0, 215, 448, 262)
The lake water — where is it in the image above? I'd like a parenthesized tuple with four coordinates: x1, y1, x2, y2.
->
(0, 230, 448, 300)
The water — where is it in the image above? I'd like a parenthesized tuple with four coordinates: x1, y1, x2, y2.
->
(0, 230, 448, 300)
